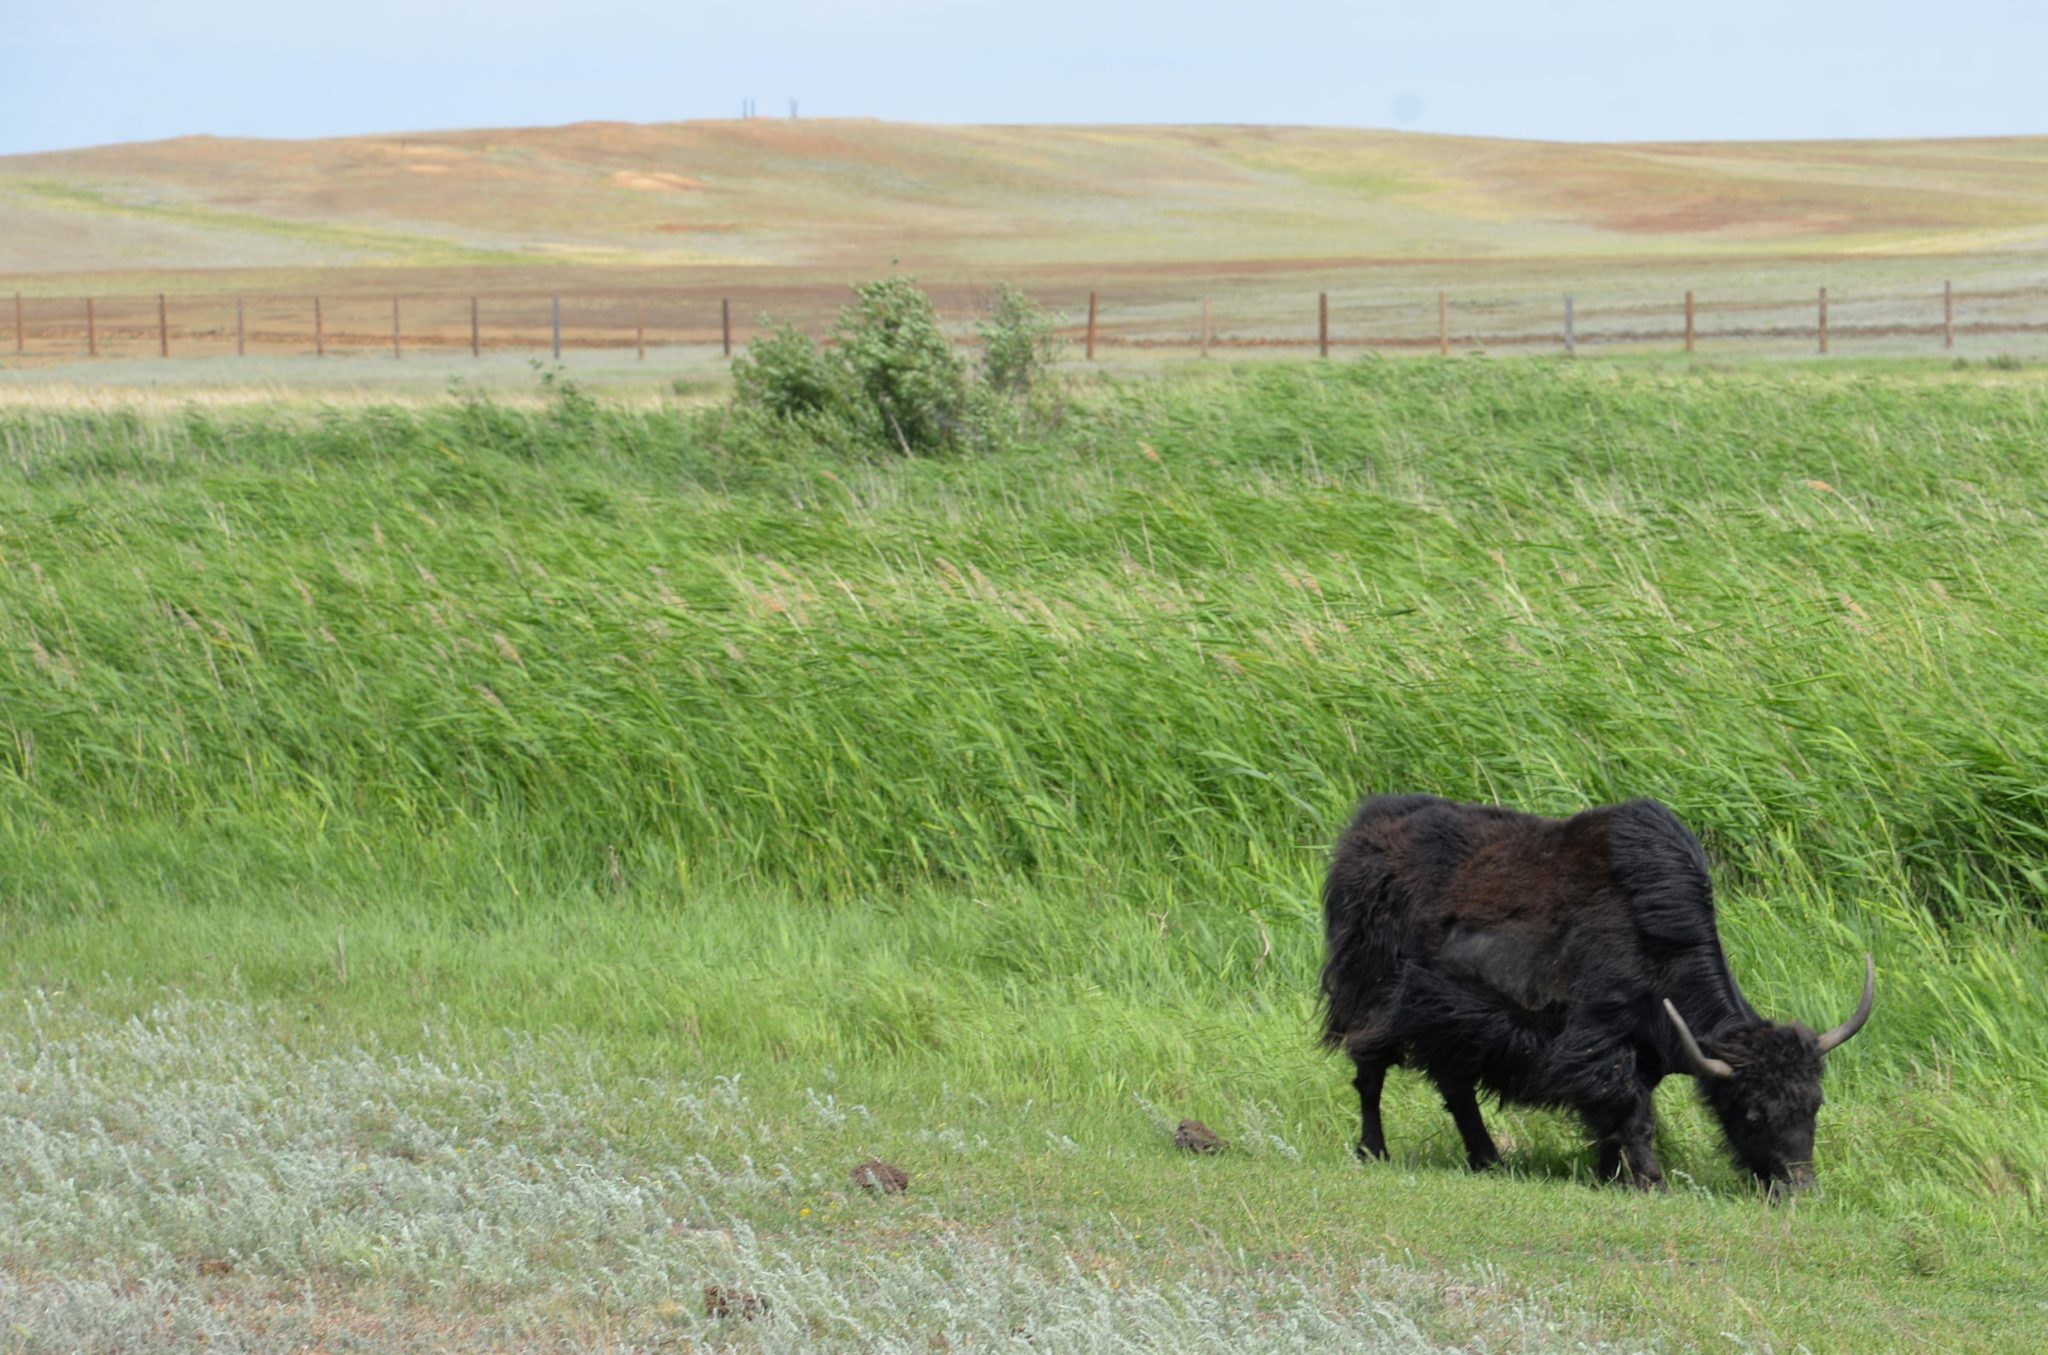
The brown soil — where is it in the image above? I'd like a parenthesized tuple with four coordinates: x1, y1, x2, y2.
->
(852, 1159, 910, 1194)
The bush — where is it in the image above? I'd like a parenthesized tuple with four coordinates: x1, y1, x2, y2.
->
(834, 278, 972, 455)
(732, 324, 850, 420)
(976, 283, 1064, 398)
(728, 277, 1062, 456)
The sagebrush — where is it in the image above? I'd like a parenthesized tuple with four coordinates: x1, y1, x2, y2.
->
(731, 276, 1061, 455)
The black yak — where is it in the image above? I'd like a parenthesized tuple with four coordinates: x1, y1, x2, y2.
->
(1319, 794, 1873, 1195)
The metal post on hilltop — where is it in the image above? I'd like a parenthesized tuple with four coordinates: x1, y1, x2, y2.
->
(1319, 291, 1329, 359)
(471, 296, 480, 358)
(1818, 286, 1829, 355)
(1438, 290, 1449, 356)
(236, 296, 246, 357)
(1086, 291, 1098, 362)
(1200, 295, 1211, 358)
(1564, 295, 1575, 355)
(1685, 291, 1696, 354)
(1944, 280, 1954, 350)
(392, 298, 402, 359)
(86, 298, 96, 357)
(158, 293, 169, 358)
(314, 297, 324, 357)
(721, 298, 732, 357)
(552, 295, 562, 360)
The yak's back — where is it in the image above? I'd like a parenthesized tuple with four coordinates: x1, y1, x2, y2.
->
(1319, 794, 1721, 1050)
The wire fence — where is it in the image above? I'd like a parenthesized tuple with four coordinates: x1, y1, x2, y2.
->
(7, 279, 2046, 366)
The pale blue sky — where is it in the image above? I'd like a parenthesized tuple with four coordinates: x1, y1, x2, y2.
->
(2, 1, 2038, 155)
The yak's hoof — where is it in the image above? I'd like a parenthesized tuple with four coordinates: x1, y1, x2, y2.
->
(1355, 1143, 1389, 1164)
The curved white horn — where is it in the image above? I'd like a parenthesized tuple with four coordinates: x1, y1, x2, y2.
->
(1816, 954, 1876, 1055)
(1663, 999, 1734, 1080)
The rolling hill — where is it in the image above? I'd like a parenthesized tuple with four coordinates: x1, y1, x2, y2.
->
(5, 120, 2047, 283)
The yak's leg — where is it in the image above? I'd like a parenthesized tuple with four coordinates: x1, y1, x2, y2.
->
(1587, 1089, 1665, 1191)
(1438, 1081, 1500, 1172)
(1556, 1022, 1666, 1191)
(1350, 1050, 1394, 1162)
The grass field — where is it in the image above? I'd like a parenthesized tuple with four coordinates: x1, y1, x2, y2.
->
(2, 359, 2045, 1350)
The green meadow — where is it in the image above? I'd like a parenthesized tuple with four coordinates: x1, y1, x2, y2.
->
(1, 360, 2043, 1350)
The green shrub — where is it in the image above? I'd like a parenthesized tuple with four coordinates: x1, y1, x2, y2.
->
(731, 323, 851, 420)
(834, 278, 972, 455)
(729, 278, 1062, 456)
(976, 283, 1064, 398)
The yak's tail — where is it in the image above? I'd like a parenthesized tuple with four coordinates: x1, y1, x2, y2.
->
(1318, 855, 1407, 1051)
(1319, 795, 1437, 1051)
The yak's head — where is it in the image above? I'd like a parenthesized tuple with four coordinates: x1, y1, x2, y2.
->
(1663, 956, 1874, 1200)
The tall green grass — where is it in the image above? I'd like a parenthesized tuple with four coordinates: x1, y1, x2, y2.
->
(2, 361, 2043, 1236)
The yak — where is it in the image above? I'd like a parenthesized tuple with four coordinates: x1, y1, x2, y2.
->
(1319, 794, 1873, 1195)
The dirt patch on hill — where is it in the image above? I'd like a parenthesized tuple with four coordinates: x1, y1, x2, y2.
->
(610, 171, 706, 193)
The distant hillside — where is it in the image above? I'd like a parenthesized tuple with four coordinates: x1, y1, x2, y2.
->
(5, 120, 2048, 281)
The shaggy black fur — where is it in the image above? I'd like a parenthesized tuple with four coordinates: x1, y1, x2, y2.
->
(1320, 794, 1853, 1194)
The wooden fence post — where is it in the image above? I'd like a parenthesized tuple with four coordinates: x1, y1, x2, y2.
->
(1685, 291, 1696, 353)
(158, 293, 169, 358)
(721, 298, 732, 357)
(1818, 286, 1829, 355)
(314, 298, 324, 357)
(1086, 290, 1098, 362)
(236, 296, 246, 357)
(551, 295, 561, 360)
(1200, 295, 1210, 358)
(86, 298, 96, 358)
(1438, 290, 1449, 356)
(636, 304, 646, 361)
(1564, 295, 1575, 355)
(1943, 280, 1954, 350)
(12, 293, 20, 357)
(392, 298, 402, 359)
(1319, 291, 1329, 359)
(470, 296, 480, 358)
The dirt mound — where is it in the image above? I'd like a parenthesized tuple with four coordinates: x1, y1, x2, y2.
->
(851, 1158, 910, 1193)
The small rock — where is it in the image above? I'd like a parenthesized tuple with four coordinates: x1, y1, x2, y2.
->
(1174, 1118, 1226, 1154)
(851, 1158, 909, 1194)
(703, 1285, 768, 1320)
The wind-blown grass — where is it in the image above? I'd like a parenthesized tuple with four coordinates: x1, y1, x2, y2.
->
(1, 360, 2044, 1349)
